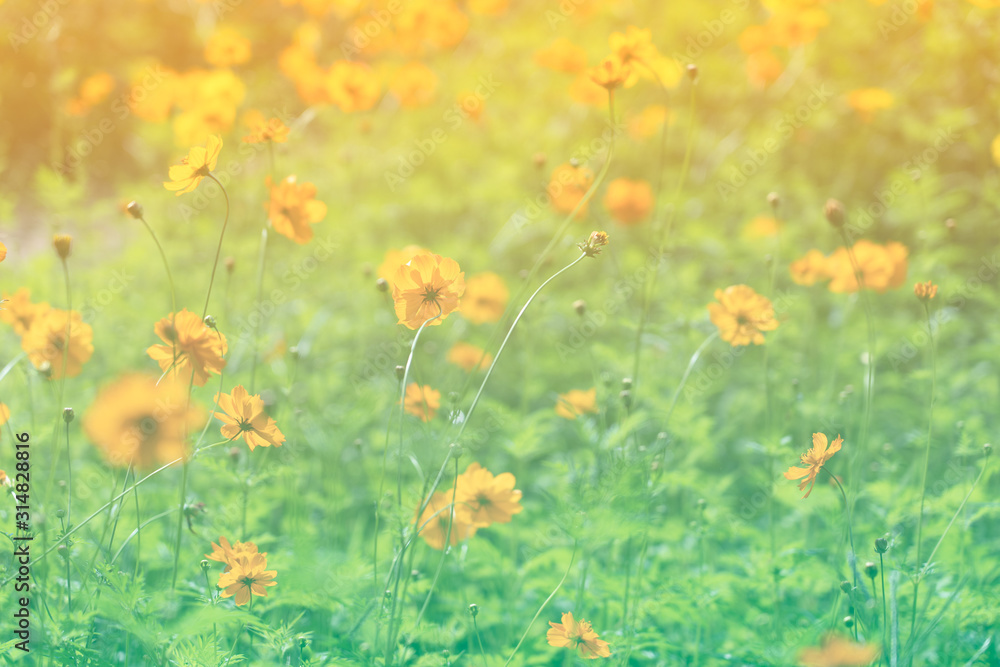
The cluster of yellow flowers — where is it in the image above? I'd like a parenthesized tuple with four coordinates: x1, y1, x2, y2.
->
(1, 284, 94, 380)
(790, 240, 909, 293)
(205, 536, 277, 606)
(415, 462, 523, 550)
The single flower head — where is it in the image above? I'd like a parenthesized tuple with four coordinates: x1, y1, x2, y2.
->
(783, 432, 843, 498)
(217, 553, 277, 606)
(707, 284, 779, 346)
(454, 462, 523, 527)
(402, 383, 441, 422)
(215, 385, 285, 451)
(547, 612, 611, 659)
(914, 280, 937, 301)
(578, 231, 609, 257)
(53, 234, 72, 259)
(415, 490, 477, 550)
(264, 175, 327, 244)
(460, 272, 509, 324)
(589, 56, 631, 90)
(21, 308, 93, 379)
(556, 388, 598, 420)
(146, 309, 228, 387)
(391, 253, 465, 329)
(205, 535, 267, 572)
(163, 134, 223, 196)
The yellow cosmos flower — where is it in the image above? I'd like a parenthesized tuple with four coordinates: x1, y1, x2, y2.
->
(325, 60, 381, 113)
(214, 385, 286, 451)
(1, 288, 50, 337)
(556, 388, 598, 420)
(589, 56, 631, 91)
(707, 285, 779, 346)
(21, 308, 94, 379)
(391, 253, 465, 329)
(217, 553, 277, 606)
(402, 383, 440, 422)
(547, 612, 611, 659)
(914, 280, 937, 301)
(454, 462, 523, 527)
(784, 433, 843, 498)
(789, 249, 831, 286)
(414, 490, 477, 551)
(603, 178, 653, 225)
(534, 38, 588, 73)
(205, 536, 267, 572)
(461, 272, 509, 324)
(798, 635, 880, 666)
(447, 342, 492, 372)
(205, 27, 252, 67)
(390, 61, 438, 108)
(847, 88, 894, 122)
(146, 309, 228, 387)
(264, 175, 327, 244)
(163, 134, 223, 195)
(378, 245, 430, 289)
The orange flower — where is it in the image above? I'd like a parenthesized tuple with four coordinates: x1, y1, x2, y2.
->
(66, 71, 115, 115)
(798, 635, 880, 666)
(707, 285, 779, 346)
(83, 374, 205, 468)
(447, 342, 492, 372)
(403, 383, 441, 422)
(627, 104, 674, 140)
(326, 60, 381, 113)
(746, 50, 784, 87)
(146, 309, 227, 387)
(391, 253, 465, 329)
(569, 74, 607, 107)
(0, 241, 7, 262)
(603, 178, 653, 225)
(589, 56, 631, 91)
(163, 135, 223, 196)
(390, 61, 438, 108)
(0, 469, 9, 489)
(609, 26, 659, 68)
(742, 215, 781, 239)
(847, 88, 894, 122)
(0, 402, 9, 425)
(784, 433, 843, 498)
(461, 272, 509, 324)
(454, 462, 523, 527)
(1, 288, 50, 337)
(914, 280, 937, 301)
(205, 28, 252, 67)
(217, 553, 277, 606)
(264, 175, 327, 244)
(205, 535, 267, 572)
(789, 249, 831, 286)
(21, 308, 94, 379)
(556, 388, 598, 420)
(548, 163, 595, 219)
(534, 38, 588, 73)
(242, 111, 290, 144)
(826, 240, 908, 293)
(214, 385, 285, 451)
(547, 612, 611, 659)
(414, 490, 476, 550)
(378, 245, 430, 289)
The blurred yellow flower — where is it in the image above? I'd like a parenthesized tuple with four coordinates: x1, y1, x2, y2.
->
(265, 175, 327, 244)
(146, 309, 228, 387)
(214, 385, 286, 451)
(66, 71, 115, 115)
(547, 612, 611, 659)
(461, 272, 509, 324)
(569, 73, 607, 107)
(991, 135, 1000, 167)
(403, 383, 441, 422)
(468, 0, 508, 15)
(206, 536, 266, 572)
(798, 635, 880, 666)
(609, 26, 658, 67)
(378, 245, 430, 289)
(454, 462, 523, 527)
(742, 215, 781, 239)
(847, 88, 894, 122)
(628, 104, 674, 140)
(589, 56, 631, 90)
(0, 288, 49, 337)
(21, 308, 94, 379)
(826, 240, 908, 293)
(447, 342, 492, 372)
(242, 111, 290, 144)
(389, 61, 438, 108)
(0, 402, 9, 425)
(914, 280, 938, 301)
(746, 50, 784, 87)
(789, 249, 830, 286)
(391, 253, 465, 329)
(0, 241, 6, 262)
(604, 178, 653, 225)
(205, 27, 252, 67)
(548, 162, 595, 219)
(326, 60, 381, 112)
(83, 374, 205, 468)
(707, 285, 779, 346)
(415, 490, 476, 550)
(784, 432, 843, 498)
(556, 388, 598, 420)
(534, 38, 588, 73)
(218, 553, 277, 606)
(163, 134, 223, 195)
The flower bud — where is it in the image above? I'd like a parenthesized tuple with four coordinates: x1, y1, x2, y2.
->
(225, 256, 235, 273)
(864, 561, 878, 579)
(824, 198, 846, 228)
(767, 192, 780, 209)
(533, 152, 547, 169)
(53, 234, 72, 259)
(686, 63, 698, 82)
(468, 603, 478, 617)
(394, 365, 405, 381)
(984, 442, 992, 455)
(843, 615, 854, 628)
(376, 277, 389, 293)
(620, 389, 632, 408)
(200, 559, 210, 571)
(573, 299, 586, 316)
(622, 378, 633, 390)
(874, 537, 889, 553)
(450, 443, 464, 459)
(839, 580, 852, 594)
(63, 407, 75, 423)
(126, 200, 144, 219)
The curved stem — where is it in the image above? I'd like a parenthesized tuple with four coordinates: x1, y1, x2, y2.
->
(502, 544, 576, 667)
(202, 173, 231, 319)
(823, 466, 858, 587)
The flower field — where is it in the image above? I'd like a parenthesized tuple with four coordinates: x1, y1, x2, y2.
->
(1, 0, 1000, 665)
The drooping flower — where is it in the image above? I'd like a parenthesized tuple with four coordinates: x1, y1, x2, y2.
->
(914, 280, 937, 301)
(707, 285, 779, 346)
(391, 253, 465, 329)
(214, 385, 285, 451)
(205, 27, 252, 67)
(402, 383, 441, 422)
(146, 309, 228, 387)
(217, 553, 277, 606)
(1, 288, 50, 336)
(784, 433, 843, 498)
(163, 135, 223, 195)
(21, 308, 94, 379)
(797, 635, 880, 666)
(205, 535, 267, 572)
(603, 178, 653, 225)
(461, 272, 509, 324)
(454, 462, 523, 527)
(556, 388, 598, 420)
(414, 490, 476, 550)
(547, 612, 611, 659)
(264, 175, 327, 244)
(83, 374, 205, 468)
(447, 342, 492, 372)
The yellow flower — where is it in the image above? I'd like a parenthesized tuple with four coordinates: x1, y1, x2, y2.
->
(402, 383, 441, 422)
(546, 612, 611, 659)
(556, 388, 598, 420)
(53, 234, 72, 260)
(454, 462, 523, 527)
(797, 635, 880, 666)
(627, 104, 674, 140)
(83, 374, 205, 468)
(214, 385, 286, 451)
(783, 432, 843, 498)
(0, 469, 9, 489)
(461, 272, 509, 324)
(205, 535, 267, 572)
(826, 240, 908, 293)
(325, 60, 381, 113)
(163, 135, 223, 196)
(0, 402, 9, 425)
(205, 27, 252, 67)
(1, 288, 50, 337)
(21, 308, 94, 379)
(548, 163, 595, 219)
(0, 241, 6, 262)
(242, 112, 290, 144)
(847, 88, 894, 122)
(447, 342, 492, 372)
(264, 175, 327, 244)
(414, 490, 477, 550)
(603, 178, 653, 225)
(217, 553, 277, 606)
(789, 249, 831, 286)
(914, 280, 937, 301)
(391, 253, 465, 329)
(991, 135, 1000, 167)
(378, 245, 430, 289)
(609, 26, 659, 68)
(146, 309, 228, 387)
(589, 56, 631, 91)
(707, 285, 779, 346)
(741, 215, 781, 239)
(534, 38, 588, 73)
(389, 61, 438, 108)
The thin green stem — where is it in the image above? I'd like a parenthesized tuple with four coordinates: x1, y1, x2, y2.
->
(472, 614, 488, 667)
(202, 173, 231, 319)
(250, 227, 268, 394)
(910, 301, 936, 637)
(502, 544, 576, 667)
(823, 466, 858, 587)
(414, 457, 460, 628)
(138, 215, 178, 314)
(171, 460, 189, 591)
(880, 552, 888, 662)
